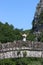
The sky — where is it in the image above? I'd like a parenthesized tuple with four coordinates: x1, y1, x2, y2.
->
(0, 0, 39, 30)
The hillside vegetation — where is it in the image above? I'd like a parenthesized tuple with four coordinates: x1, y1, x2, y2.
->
(0, 57, 43, 65)
(0, 22, 36, 43)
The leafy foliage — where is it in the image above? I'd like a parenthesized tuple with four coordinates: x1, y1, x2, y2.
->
(27, 33, 36, 41)
(23, 51, 27, 57)
(0, 21, 37, 43)
(0, 22, 23, 43)
(0, 58, 42, 65)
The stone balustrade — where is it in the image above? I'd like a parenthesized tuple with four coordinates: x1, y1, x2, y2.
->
(0, 41, 43, 59)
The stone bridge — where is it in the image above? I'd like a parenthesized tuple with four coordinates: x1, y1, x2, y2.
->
(0, 41, 43, 59)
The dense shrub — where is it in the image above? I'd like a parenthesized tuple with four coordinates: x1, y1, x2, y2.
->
(0, 58, 42, 65)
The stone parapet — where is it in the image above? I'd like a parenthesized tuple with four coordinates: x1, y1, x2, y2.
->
(0, 41, 43, 59)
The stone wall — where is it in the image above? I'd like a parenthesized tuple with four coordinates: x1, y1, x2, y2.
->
(0, 50, 42, 59)
(0, 41, 43, 59)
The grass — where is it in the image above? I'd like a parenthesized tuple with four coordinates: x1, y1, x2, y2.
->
(0, 57, 43, 65)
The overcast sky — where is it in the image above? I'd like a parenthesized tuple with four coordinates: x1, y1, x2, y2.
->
(0, 0, 39, 30)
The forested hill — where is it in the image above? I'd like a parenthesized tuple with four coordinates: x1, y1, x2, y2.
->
(0, 22, 23, 43)
(0, 22, 36, 43)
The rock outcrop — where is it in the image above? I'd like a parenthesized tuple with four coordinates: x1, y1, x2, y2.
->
(32, 0, 43, 33)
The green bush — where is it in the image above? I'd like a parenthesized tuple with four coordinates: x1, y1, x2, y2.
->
(23, 51, 27, 57)
(0, 58, 43, 65)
